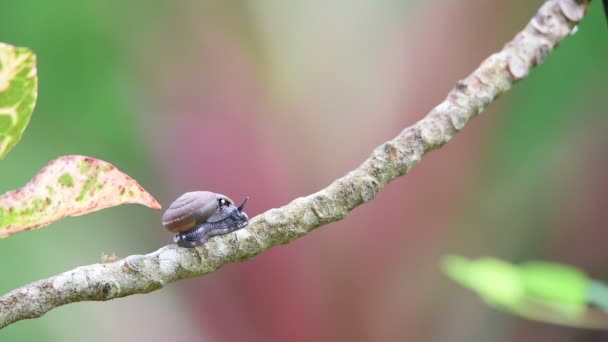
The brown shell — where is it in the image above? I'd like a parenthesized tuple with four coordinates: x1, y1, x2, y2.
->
(161, 191, 229, 233)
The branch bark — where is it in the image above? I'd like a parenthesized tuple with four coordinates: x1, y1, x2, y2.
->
(0, 0, 590, 329)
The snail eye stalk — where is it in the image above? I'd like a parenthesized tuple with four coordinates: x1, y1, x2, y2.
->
(237, 197, 249, 212)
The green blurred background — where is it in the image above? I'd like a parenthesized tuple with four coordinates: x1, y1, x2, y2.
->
(1, 0, 607, 341)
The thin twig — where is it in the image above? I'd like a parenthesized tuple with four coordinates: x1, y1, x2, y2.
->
(0, 0, 589, 329)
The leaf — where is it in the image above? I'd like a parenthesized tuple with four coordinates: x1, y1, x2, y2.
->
(0, 43, 37, 160)
(442, 255, 524, 308)
(520, 261, 588, 307)
(441, 255, 608, 329)
(0, 155, 161, 237)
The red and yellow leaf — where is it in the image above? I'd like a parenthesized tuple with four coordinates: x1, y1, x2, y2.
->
(0, 155, 161, 237)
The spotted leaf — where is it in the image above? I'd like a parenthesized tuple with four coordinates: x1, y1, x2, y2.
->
(0, 155, 161, 237)
(0, 43, 37, 160)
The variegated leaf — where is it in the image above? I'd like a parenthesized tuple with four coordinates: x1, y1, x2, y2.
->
(0, 43, 37, 160)
(0, 155, 161, 237)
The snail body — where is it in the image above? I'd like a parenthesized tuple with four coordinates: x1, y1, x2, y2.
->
(162, 191, 249, 248)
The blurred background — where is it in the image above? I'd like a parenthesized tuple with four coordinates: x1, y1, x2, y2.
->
(0, 0, 607, 341)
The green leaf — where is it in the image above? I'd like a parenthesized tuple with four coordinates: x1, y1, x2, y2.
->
(0, 155, 161, 238)
(520, 262, 588, 307)
(0, 43, 37, 160)
(442, 255, 524, 308)
(441, 255, 608, 329)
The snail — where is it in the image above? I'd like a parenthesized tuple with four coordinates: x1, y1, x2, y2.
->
(162, 191, 249, 248)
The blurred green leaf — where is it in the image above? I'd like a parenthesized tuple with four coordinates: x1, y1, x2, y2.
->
(520, 262, 587, 306)
(0, 43, 37, 160)
(0, 155, 161, 238)
(442, 255, 608, 329)
(443, 256, 525, 308)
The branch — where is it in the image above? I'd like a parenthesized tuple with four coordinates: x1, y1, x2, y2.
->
(0, 0, 589, 329)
